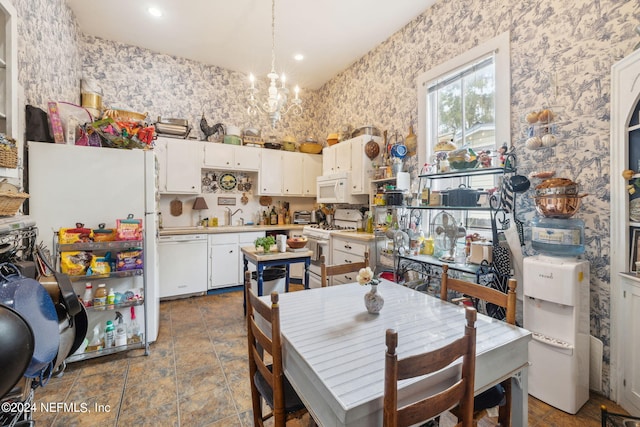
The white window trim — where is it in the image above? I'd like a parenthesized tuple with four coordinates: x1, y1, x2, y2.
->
(417, 32, 511, 168)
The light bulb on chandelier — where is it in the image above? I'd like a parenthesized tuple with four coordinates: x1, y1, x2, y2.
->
(247, 0, 303, 128)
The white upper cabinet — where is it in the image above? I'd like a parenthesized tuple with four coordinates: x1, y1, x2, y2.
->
(322, 142, 351, 175)
(157, 137, 204, 194)
(203, 143, 260, 171)
(302, 153, 322, 197)
(350, 136, 381, 194)
(259, 149, 283, 195)
(282, 151, 303, 196)
(321, 135, 381, 195)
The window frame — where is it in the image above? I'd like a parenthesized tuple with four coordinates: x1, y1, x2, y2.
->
(416, 32, 510, 233)
(417, 32, 510, 169)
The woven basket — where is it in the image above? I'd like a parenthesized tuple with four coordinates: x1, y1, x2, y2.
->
(0, 147, 18, 169)
(0, 191, 29, 216)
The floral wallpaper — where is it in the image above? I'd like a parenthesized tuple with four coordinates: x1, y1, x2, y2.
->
(80, 34, 315, 142)
(12, 0, 640, 398)
(13, 0, 81, 107)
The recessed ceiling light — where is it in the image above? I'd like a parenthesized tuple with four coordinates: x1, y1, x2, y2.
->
(294, 54, 304, 61)
(148, 7, 162, 17)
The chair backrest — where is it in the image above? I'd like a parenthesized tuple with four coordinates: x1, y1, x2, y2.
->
(440, 264, 517, 325)
(320, 251, 369, 287)
(245, 271, 286, 424)
(384, 306, 477, 427)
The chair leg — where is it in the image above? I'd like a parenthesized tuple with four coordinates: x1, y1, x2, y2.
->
(497, 379, 511, 427)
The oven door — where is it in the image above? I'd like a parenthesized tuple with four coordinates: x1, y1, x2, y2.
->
(303, 235, 330, 288)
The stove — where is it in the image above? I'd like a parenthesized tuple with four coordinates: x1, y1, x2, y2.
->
(302, 209, 363, 288)
(302, 209, 362, 238)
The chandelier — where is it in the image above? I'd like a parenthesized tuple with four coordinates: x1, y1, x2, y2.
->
(247, 0, 302, 128)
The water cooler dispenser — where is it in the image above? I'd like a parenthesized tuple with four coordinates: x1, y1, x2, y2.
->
(523, 217, 590, 414)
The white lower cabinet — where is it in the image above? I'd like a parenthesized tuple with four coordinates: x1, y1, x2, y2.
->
(208, 234, 240, 290)
(330, 235, 375, 286)
(208, 231, 265, 290)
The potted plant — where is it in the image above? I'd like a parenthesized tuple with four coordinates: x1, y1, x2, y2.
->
(254, 236, 276, 253)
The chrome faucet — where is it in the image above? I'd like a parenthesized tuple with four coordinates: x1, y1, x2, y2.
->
(225, 207, 243, 226)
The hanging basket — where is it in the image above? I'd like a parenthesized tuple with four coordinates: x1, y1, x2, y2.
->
(0, 191, 29, 216)
(0, 146, 18, 168)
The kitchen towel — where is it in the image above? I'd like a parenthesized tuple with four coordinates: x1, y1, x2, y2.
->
(307, 239, 319, 261)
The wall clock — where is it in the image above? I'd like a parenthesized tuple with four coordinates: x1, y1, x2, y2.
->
(218, 172, 237, 191)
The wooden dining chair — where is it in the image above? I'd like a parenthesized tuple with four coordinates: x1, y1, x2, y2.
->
(384, 306, 478, 427)
(320, 251, 369, 287)
(440, 263, 517, 427)
(245, 271, 308, 427)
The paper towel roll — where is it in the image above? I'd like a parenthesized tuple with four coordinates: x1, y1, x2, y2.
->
(396, 172, 410, 191)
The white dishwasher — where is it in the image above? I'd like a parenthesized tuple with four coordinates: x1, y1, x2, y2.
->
(158, 234, 208, 299)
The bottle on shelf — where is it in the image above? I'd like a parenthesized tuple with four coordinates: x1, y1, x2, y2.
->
(115, 311, 127, 347)
(270, 205, 277, 225)
(86, 325, 103, 352)
(107, 288, 115, 309)
(93, 283, 107, 310)
(158, 212, 163, 229)
(105, 320, 115, 348)
(128, 305, 141, 344)
(82, 282, 93, 307)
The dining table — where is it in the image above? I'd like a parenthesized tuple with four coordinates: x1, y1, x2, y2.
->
(263, 280, 532, 426)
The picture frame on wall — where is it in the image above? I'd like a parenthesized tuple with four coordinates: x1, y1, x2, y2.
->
(630, 229, 640, 272)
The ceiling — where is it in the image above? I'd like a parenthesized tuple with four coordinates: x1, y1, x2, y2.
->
(66, 0, 435, 90)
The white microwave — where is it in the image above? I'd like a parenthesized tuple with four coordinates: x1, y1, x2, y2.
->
(316, 172, 367, 204)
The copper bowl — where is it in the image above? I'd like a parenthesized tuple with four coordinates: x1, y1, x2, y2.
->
(287, 238, 308, 249)
(534, 194, 586, 218)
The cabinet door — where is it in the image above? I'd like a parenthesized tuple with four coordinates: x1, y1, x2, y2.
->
(621, 278, 640, 413)
(166, 140, 203, 193)
(210, 242, 240, 289)
(235, 145, 261, 170)
(335, 142, 351, 172)
(155, 138, 168, 192)
(322, 145, 337, 175)
(204, 143, 234, 168)
(302, 154, 322, 197)
(282, 151, 303, 195)
(259, 149, 283, 195)
(351, 138, 365, 193)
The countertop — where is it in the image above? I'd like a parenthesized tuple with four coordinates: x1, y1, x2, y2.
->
(159, 224, 305, 236)
(331, 231, 377, 242)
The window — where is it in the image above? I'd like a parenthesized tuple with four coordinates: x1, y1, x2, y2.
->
(417, 32, 510, 232)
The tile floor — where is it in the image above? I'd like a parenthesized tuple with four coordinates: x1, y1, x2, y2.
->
(31, 286, 628, 427)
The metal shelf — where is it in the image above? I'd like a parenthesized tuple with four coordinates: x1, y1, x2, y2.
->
(82, 298, 144, 312)
(419, 166, 514, 180)
(68, 268, 143, 282)
(58, 240, 143, 252)
(66, 341, 147, 363)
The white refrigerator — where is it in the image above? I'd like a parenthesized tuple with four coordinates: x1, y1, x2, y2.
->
(27, 142, 160, 343)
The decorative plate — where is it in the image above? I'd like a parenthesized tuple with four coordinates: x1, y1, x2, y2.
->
(630, 198, 640, 222)
(218, 173, 237, 191)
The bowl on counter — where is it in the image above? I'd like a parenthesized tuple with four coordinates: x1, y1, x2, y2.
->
(287, 237, 308, 249)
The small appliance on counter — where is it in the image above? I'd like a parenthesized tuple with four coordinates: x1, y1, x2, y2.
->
(293, 211, 313, 224)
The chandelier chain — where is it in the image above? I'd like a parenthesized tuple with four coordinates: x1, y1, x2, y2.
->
(271, 0, 276, 73)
